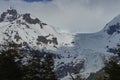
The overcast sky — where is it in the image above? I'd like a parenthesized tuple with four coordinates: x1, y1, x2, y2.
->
(0, 0, 120, 33)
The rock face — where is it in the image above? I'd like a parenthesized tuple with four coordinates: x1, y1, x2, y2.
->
(0, 8, 120, 80)
(23, 14, 41, 25)
(0, 8, 18, 22)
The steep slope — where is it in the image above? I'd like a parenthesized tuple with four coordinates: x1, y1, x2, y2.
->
(55, 15, 120, 79)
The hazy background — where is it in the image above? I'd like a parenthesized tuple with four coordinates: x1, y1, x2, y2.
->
(0, 0, 120, 33)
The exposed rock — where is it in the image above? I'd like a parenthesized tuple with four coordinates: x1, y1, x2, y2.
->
(23, 13, 44, 28)
(56, 61, 84, 78)
(52, 37, 58, 45)
(0, 8, 18, 22)
(37, 36, 48, 44)
(107, 23, 120, 35)
(14, 32, 22, 42)
(37, 36, 58, 45)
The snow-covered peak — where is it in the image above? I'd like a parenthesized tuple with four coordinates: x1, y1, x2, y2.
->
(103, 15, 120, 35)
(0, 8, 73, 51)
(0, 8, 44, 27)
(0, 8, 19, 22)
(107, 14, 120, 26)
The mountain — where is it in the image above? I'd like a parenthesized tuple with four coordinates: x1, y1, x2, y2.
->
(0, 8, 73, 50)
(0, 8, 120, 80)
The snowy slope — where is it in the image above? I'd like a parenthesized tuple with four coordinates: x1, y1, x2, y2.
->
(0, 8, 120, 80)
(55, 15, 120, 79)
(0, 8, 73, 51)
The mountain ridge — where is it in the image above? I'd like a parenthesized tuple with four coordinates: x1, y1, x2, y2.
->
(0, 8, 120, 80)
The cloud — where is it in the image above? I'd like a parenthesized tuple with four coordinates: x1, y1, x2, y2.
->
(23, 0, 52, 2)
(0, 0, 120, 33)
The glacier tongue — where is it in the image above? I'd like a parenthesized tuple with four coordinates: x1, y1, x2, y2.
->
(55, 15, 120, 79)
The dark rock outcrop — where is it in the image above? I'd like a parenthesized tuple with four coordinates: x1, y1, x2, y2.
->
(107, 23, 120, 35)
(37, 36, 58, 45)
(0, 8, 18, 22)
(56, 61, 84, 78)
(23, 13, 43, 28)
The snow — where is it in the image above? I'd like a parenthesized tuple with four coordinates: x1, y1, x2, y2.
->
(107, 15, 120, 27)
(54, 15, 120, 79)
(0, 8, 120, 80)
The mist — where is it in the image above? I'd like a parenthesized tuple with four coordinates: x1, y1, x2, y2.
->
(0, 0, 120, 33)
